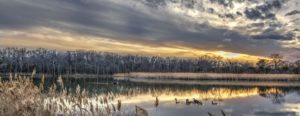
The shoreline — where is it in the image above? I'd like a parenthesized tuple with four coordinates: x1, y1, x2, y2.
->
(117, 78, 300, 87)
(0, 73, 113, 79)
(113, 72, 300, 81)
(2, 72, 300, 81)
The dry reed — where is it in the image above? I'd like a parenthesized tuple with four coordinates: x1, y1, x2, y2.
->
(0, 74, 134, 116)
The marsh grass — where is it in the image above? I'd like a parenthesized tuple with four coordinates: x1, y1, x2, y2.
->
(0, 74, 133, 116)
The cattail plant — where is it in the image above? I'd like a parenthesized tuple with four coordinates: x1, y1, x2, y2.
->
(57, 75, 64, 89)
(117, 100, 122, 111)
(155, 97, 159, 107)
(39, 74, 45, 91)
(208, 112, 215, 116)
(221, 109, 227, 116)
(155, 97, 159, 116)
(31, 68, 36, 78)
(9, 73, 12, 82)
(112, 104, 116, 112)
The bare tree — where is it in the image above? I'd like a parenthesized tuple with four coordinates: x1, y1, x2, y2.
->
(0, 48, 297, 75)
(270, 54, 283, 71)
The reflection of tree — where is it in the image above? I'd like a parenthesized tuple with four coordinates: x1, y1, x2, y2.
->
(57, 78, 300, 102)
(270, 54, 283, 71)
(259, 88, 286, 104)
(116, 85, 263, 101)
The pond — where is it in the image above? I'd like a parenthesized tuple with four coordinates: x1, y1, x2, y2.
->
(36, 77, 300, 116)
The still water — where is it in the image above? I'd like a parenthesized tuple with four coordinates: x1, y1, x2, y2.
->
(38, 77, 300, 116)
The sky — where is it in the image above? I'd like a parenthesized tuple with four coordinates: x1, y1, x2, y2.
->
(0, 0, 299, 61)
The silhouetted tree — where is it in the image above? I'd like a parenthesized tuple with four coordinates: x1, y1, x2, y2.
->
(0, 48, 297, 75)
(294, 60, 300, 74)
(256, 59, 268, 73)
(270, 54, 283, 71)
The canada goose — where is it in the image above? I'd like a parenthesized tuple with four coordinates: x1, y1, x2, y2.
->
(212, 101, 218, 105)
(186, 99, 192, 105)
(175, 98, 180, 104)
(193, 98, 203, 105)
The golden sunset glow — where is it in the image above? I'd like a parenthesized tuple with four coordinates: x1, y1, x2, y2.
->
(216, 51, 241, 58)
(114, 88, 261, 104)
(1, 0, 300, 115)
(0, 28, 266, 62)
(0, 0, 299, 61)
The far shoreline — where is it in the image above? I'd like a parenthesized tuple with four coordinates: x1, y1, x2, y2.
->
(113, 72, 300, 81)
(0, 73, 113, 79)
(1, 72, 300, 81)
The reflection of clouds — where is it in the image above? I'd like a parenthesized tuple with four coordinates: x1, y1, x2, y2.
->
(281, 92, 300, 115)
(114, 88, 260, 104)
(282, 103, 300, 115)
(254, 111, 296, 116)
(63, 81, 300, 116)
(251, 91, 300, 115)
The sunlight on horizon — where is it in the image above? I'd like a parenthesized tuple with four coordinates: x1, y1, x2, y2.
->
(215, 51, 241, 58)
(0, 27, 266, 62)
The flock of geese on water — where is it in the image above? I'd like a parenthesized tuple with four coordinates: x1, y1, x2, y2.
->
(174, 98, 227, 116)
(174, 98, 219, 105)
(142, 97, 225, 116)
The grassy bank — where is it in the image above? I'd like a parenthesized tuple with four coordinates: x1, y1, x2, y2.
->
(121, 78, 300, 87)
(114, 72, 300, 81)
(0, 75, 134, 116)
(0, 73, 113, 79)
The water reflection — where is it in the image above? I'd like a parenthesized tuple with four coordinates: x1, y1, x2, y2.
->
(259, 88, 286, 104)
(37, 78, 300, 116)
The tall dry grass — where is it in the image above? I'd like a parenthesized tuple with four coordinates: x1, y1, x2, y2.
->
(0, 74, 134, 116)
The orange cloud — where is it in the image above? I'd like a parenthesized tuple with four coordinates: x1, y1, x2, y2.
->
(0, 27, 265, 62)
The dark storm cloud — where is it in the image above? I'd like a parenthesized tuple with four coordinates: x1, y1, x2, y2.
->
(0, 0, 296, 57)
(142, 0, 167, 8)
(0, 0, 171, 40)
(209, 0, 234, 8)
(218, 13, 236, 19)
(244, 0, 284, 20)
(285, 10, 300, 16)
(254, 111, 296, 116)
(249, 23, 265, 27)
(251, 27, 295, 40)
(207, 8, 215, 14)
(141, 0, 196, 9)
(252, 32, 294, 40)
(244, 9, 276, 20)
(236, 11, 243, 16)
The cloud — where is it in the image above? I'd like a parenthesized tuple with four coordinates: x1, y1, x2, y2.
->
(254, 112, 296, 116)
(0, 27, 266, 61)
(243, 0, 285, 20)
(285, 10, 300, 16)
(209, 0, 234, 8)
(0, 0, 299, 60)
(251, 28, 295, 40)
(244, 9, 276, 20)
(141, 0, 167, 8)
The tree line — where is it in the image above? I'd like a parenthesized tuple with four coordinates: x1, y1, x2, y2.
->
(0, 48, 299, 75)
